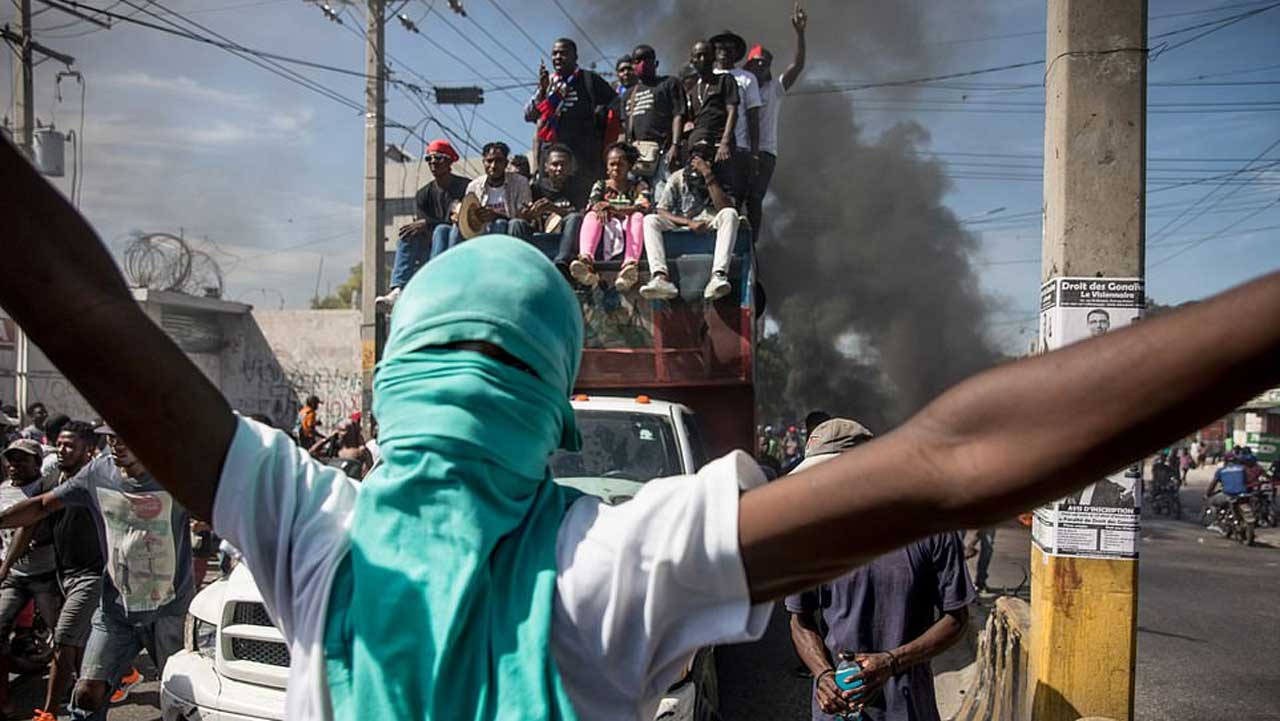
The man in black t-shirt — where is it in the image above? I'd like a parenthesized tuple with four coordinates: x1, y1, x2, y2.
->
(622, 44, 686, 195)
(685, 40, 739, 191)
(525, 38, 617, 180)
(378, 139, 470, 313)
(530, 144, 592, 275)
(40, 421, 103, 718)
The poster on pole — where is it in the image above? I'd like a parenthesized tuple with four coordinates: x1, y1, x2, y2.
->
(1033, 276, 1144, 559)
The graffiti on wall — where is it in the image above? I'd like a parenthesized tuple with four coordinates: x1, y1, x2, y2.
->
(224, 316, 361, 429)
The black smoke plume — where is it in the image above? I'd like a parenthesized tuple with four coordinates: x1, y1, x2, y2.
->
(584, 0, 1006, 428)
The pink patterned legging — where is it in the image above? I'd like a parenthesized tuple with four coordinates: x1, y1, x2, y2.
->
(579, 210, 645, 263)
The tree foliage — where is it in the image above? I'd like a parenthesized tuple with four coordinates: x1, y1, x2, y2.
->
(311, 263, 362, 309)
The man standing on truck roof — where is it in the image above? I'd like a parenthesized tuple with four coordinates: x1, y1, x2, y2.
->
(526, 38, 617, 180)
(8, 140, 1280, 721)
(0, 426, 194, 721)
(743, 1, 808, 242)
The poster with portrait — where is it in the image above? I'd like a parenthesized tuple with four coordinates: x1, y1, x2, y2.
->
(1033, 276, 1144, 559)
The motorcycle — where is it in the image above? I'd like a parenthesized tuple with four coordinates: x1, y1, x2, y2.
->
(1202, 493, 1258, 546)
(1149, 480, 1182, 519)
(1249, 479, 1276, 528)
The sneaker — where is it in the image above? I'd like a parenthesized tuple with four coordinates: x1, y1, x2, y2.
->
(614, 262, 639, 292)
(374, 287, 401, 314)
(111, 667, 143, 704)
(568, 256, 598, 287)
(640, 274, 679, 300)
(703, 271, 731, 300)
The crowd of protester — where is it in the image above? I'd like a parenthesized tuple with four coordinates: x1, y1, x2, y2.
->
(377, 3, 808, 312)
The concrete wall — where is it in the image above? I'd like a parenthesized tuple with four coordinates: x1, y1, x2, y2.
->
(243, 310, 362, 428)
(0, 299, 361, 433)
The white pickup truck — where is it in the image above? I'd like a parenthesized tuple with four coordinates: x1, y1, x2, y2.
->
(161, 396, 719, 721)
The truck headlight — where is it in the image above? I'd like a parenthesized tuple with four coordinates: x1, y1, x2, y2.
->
(184, 614, 218, 659)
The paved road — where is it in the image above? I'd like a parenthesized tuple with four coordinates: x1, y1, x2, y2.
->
(716, 465, 1280, 721)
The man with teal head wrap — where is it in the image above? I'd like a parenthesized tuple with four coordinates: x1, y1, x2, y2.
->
(14, 142, 1280, 721)
(204, 235, 775, 721)
(323, 234, 585, 720)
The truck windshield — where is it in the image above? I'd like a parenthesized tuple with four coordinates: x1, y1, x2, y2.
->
(550, 410, 683, 481)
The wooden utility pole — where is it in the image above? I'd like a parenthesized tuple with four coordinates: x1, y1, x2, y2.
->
(9, 0, 34, 158)
(360, 0, 386, 425)
(1031, 2, 1147, 720)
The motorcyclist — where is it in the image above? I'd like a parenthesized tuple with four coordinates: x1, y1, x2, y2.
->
(1205, 451, 1249, 524)
(1151, 454, 1178, 493)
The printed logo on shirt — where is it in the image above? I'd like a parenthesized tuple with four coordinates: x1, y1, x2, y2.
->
(629, 87, 656, 117)
(95, 487, 178, 614)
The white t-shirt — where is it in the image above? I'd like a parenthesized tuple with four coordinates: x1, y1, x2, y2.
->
(715, 68, 764, 151)
(213, 416, 771, 721)
(757, 79, 787, 156)
(483, 184, 508, 212)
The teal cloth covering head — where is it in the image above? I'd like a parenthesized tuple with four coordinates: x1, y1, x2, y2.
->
(322, 235, 584, 720)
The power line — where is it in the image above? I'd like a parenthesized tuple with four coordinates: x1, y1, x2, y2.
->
(479, 0, 544, 59)
(1149, 1, 1280, 59)
(422, 4, 524, 85)
(548, 0, 608, 62)
(93, 0, 367, 113)
(41, 0, 386, 84)
(1150, 198, 1280, 268)
(1149, 136, 1280, 241)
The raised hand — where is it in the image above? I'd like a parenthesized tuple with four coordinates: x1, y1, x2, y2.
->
(792, 1, 807, 33)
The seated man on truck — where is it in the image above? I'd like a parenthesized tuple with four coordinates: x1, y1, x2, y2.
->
(640, 142, 741, 301)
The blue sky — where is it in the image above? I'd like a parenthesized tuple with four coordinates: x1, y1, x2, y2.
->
(5, 0, 1278, 351)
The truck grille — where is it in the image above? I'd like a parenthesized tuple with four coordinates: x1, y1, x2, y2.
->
(232, 602, 274, 627)
(230, 637, 291, 667)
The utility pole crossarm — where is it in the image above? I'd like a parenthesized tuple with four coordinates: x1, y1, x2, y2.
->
(0, 26, 76, 67)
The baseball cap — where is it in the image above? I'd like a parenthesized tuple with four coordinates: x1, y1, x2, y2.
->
(804, 418, 875, 456)
(2, 438, 43, 459)
(94, 423, 116, 436)
(745, 44, 772, 64)
(426, 139, 460, 163)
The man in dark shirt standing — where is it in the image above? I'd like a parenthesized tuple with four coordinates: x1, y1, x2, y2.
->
(532, 144, 592, 277)
(787, 419, 972, 721)
(526, 38, 617, 181)
(685, 40, 739, 191)
(377, 139, 470, 312)
(622, 44, 686, 196)
(13, 421, 105, 721)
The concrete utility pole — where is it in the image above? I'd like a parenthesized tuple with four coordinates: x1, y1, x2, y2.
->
(9, 0, 34, 158)
(360, 0, 386, 425)
(1031, 2, 1147, 721)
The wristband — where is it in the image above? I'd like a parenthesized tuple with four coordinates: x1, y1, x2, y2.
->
(885, 650, 900, 676)
(816, 668, 835, 683)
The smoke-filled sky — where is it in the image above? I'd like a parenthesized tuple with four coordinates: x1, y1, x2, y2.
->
(6, 0, 1279, 418)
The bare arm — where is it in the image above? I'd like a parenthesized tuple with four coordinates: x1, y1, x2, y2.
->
(889, 606, 967, 670)
(704, 169, 734, 211)
(0, 494, 60, 530)
(656, 208, 693, 227)
(0, 140, 234, 520)
(719, 104, 737, 154)
(0, 524, 36, 580)
(790, 611, 833, 676)
(741, 271, 1280, 602)
(790, 611, 854, 715)
(781, 1, 808, 91)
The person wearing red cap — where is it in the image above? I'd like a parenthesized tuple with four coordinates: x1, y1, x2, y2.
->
(744, 1, 807, 243)
(377, 139, 471, 312)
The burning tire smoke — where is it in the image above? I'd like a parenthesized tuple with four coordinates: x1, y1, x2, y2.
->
(585, 0, 1005, 428)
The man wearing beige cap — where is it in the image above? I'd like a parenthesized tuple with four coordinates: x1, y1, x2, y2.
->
(787, 419, 972, 721)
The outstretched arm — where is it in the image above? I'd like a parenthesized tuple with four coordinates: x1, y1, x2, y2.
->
(741, 271, 1280, 601)
(781, 1, 808, 91)
(0, 140, 235, 520)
